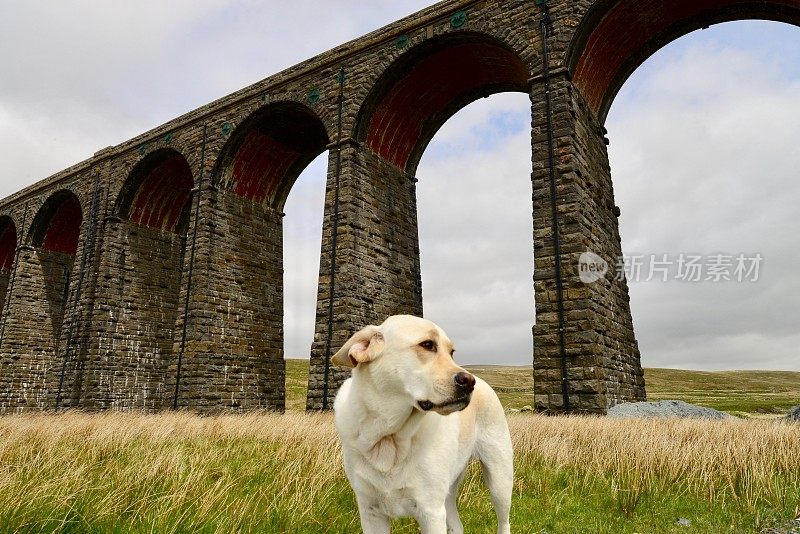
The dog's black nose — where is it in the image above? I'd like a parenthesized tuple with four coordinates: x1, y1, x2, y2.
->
(454, 371, 476, 393)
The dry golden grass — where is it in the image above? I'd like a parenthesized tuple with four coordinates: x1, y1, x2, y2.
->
(0, 411, 798, 532)
(509, 415, 800, 512)
(0, 411, 346, 532)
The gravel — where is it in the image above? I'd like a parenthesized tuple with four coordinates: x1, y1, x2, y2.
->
(607, 400, 731, 420)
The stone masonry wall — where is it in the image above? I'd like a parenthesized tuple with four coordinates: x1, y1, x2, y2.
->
(307, 146, 424, 409)
(572, 84, 646, 405)
(530, 73, 645, 412)
(166, 187, 285, 412)
(0, 247, 74, 411)
(77, 220, 186, 411)
(305, 0, 543, 409)
(0, 271, 10, 325)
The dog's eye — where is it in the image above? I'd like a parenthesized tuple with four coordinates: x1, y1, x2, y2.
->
(450, 349, 455, 358)
(419, 340, 436, 351)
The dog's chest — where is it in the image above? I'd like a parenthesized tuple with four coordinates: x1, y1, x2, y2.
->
(346, 440, 439, 518)
(375, 487, 419, 518)
(353, 468, 423, 518)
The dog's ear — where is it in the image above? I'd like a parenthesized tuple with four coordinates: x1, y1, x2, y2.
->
(331, 325, 384, 368)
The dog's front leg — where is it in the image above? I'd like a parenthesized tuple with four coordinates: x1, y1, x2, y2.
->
(415, 505, 448, 534)
(356, 499, 390, 534)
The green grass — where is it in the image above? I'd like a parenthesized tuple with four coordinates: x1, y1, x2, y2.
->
(463, 365, 536, 410)
(285, 359, 311, 411)
(643, 368, 800, 415)
(0, 362, 795, 532)
(284, 360, 800, 415)
(0, 412, 797, 533)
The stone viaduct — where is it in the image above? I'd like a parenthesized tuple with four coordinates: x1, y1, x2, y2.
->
(1, 0, 796, 414)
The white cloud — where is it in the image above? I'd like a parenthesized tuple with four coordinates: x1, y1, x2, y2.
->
(283, 154, 327, 357)
(282, 95, 535, 361)
(0, 0, 434, 191)
(417, 97, 534, 364)
(608, 25, 800, 371)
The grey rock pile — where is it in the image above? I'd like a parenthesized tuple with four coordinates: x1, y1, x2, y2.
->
(607, 400, 731, 420)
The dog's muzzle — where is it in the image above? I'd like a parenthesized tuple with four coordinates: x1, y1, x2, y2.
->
(418, 371, 476, 412)
(454, 371, 476, 393)
(418, 395, 471, 412)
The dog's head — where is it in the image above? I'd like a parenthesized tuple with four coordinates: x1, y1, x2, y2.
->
(331, 315, 475, 415)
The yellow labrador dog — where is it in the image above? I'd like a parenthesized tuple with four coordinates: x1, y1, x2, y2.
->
(332, 315, 513, 534)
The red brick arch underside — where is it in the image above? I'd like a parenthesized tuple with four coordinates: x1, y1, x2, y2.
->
(571, 0, 800, 122)
(30, 192, 83, 256)
(0, 217, 17, 271)
(219, 103, 330, 208)
(360, 35, 531, 172)
(120, 151, 193, 234)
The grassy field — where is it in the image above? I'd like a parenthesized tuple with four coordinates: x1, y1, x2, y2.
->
(288, 359, 800, 415)
(643, 368, 800, 415)
(285, 359, 313, 411)
(0, 412, 798, 533)
(0, 362, 796, 532)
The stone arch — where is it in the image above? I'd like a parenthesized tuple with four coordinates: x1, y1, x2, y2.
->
(0, 216, 17, 273)
(355, 32, 531, 174)
(115, 148, 194, 234)
(305, 32, 534, 410)
(84, 149, 194, 410)
(27, 190, 83, 343)
(29, 190, 83, 256)
(0, 189, 85, 411)
(165, 101, 331, 412)
(0, 216, 18, 316)
(213, 101, 331, 211)
(568, 0, 800, 122)
(534, 0, 800, 412)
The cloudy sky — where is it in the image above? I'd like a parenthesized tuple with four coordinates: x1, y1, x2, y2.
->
(1, 2, 798, 371)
